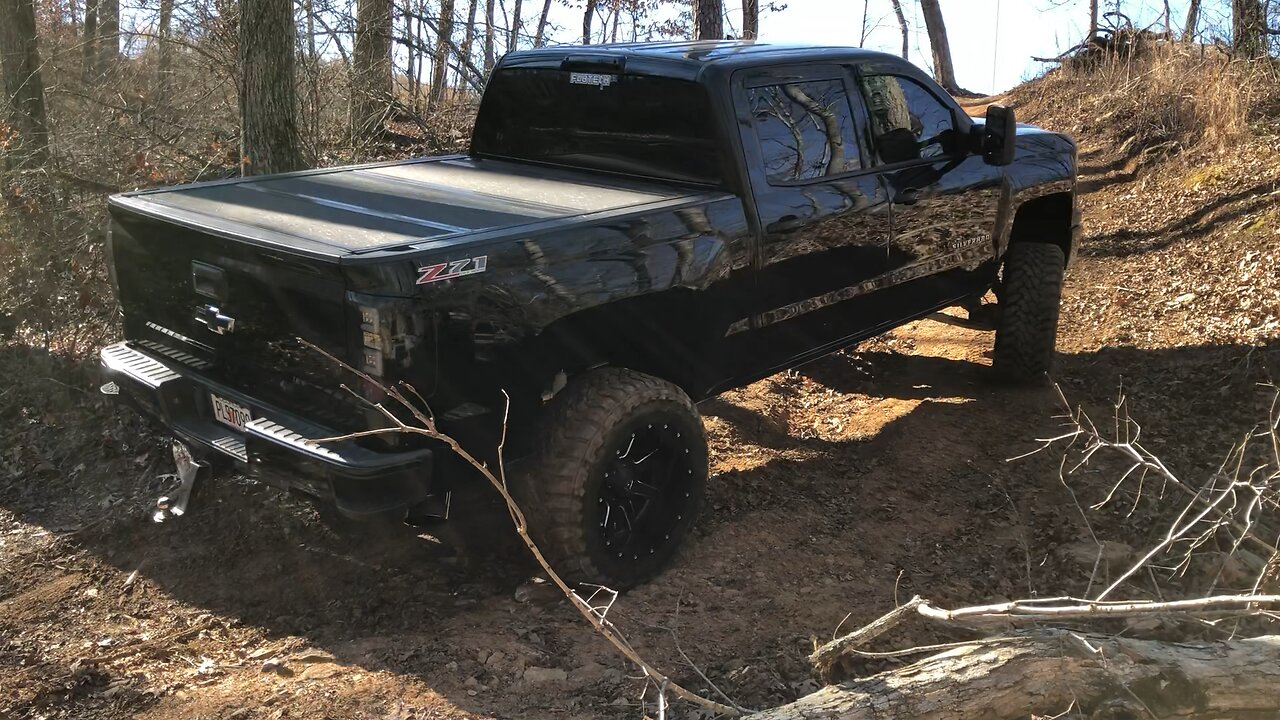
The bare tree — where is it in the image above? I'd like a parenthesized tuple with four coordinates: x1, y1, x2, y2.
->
(693, 0, 723, 39)
(483, 0, 495, 72)
(1088, 0, 1099, 38)
(239, 0, 304, 174)
(429, 0, 454, 109)
(582, 0, 597, 43)
(352, 0, 394, 137)
(0, 0, 50, 170)
(1232, 0, 1268, 57)
(742, 0, 758, 39)
(458, 0, 479, 87)
(890, 0, 908, 58)
(508, 0, 522, 50)
(80, 0, 98, 78)
(96, 0, 117, 70)
(1185, 0, 1202, 40)
(919, 0, 959, 93)
(533, 0, 552, 46)
(156, 0, 174, 97)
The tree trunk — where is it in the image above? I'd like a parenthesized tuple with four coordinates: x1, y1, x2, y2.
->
(918, 0, 958, 93)
(428, 0, 454, 110)
(1184, 0, 1201, 41)
(507, 0, 521, 51)
(483, 0, 494, 73)
(458, 0, 478, 88)
(0, 0, 51, 170)
(80, 0, 97, 78)
(352, 0, 393, 138)
(755, 632, 1280, 720)
(95, 0, 117, 71)
(533, 0, 551, 46)
(693, 0, 722, 40)
(741, 0, 757, 39)
(1232, 0, 1268, 58)
(1088, 0, 1098, 39)
(889, 0, 908, 58)
(156, 0, 174, 98)
(582, 0, 596, 43)
(239, 0, 304, 175)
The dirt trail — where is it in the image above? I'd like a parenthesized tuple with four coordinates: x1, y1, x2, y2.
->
(4, 87, 1279, 719)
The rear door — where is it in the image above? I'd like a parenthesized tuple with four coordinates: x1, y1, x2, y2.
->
(731, 63, 894, 374)
(853, 65, 1004, 305)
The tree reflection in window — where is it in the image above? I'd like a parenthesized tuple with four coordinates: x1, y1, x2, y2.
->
(859, 74, 957, 164)
(748, 80, 861, 184)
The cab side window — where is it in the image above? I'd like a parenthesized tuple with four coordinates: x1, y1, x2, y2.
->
(747, 79, 862, 184)
(858, 74, 957, 165)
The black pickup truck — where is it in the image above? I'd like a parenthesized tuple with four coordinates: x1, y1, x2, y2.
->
(100, 41, 1080, 587)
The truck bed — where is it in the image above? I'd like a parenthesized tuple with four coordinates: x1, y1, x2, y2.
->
(108, 156, 697, 257)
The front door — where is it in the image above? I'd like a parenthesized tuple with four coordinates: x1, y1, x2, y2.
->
(854, 68, 1005, 306)
(730, 64, 895, 377)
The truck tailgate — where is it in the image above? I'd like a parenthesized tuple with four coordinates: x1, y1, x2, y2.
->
(109, 156, 689, 256)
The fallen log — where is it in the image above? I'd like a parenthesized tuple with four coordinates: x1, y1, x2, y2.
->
(756, 631, 1280, 719)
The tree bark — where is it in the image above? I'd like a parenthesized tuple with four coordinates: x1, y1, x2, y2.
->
(352, 0, 394, 138)
(1088, 0, 1098, 39)
(239, 0, 304, 175)
(889, 0, 908, 58)
(693, 0, 722, 40)
(0, 0, 50, 170)
(156, 0, 174, 98)
(507, 0, 521, 51)
(428, 0, 454, 109)
(1232, 0, 1268, 58)
(95, 0, 117, 71)
(918, 0, 958, 93)
(80, 0, 97, 79)
(533, 0, 551, 46)
(756, 632, 1280, 720)
(1184, 0, 1201, 41)
(483, 0, 495, 72)
(582, 0, 596, 44)
(458, 0, 478, 88)
(741, 0, 758, 39)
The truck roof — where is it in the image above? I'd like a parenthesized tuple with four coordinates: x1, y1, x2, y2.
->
(501, 41, 900, 81)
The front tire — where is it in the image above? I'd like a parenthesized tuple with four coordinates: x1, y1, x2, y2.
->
(515, 367, 707, 589)
(993, 242, 1066, 383)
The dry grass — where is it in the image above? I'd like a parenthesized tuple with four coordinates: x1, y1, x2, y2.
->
(1020, 41, 1280, 154)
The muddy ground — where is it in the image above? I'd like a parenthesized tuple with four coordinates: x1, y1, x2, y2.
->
(3, 79, 1279, 719)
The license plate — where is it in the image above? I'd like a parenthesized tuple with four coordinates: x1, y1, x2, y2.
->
(211, 393, 251, 432)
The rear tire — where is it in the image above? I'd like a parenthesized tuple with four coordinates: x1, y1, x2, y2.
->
(514, 367, 707, 589)
(993, 242, 1066, 383)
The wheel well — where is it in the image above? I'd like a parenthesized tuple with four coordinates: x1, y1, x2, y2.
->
(1008, 192, 1075, 263)
(528, 290, 720, 401)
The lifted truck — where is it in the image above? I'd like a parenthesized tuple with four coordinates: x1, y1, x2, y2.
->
(100, 41, 1081, 587)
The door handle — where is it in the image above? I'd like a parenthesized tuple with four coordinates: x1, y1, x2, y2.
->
(894, 188, 920, 206)
(766, 214, 803, 234)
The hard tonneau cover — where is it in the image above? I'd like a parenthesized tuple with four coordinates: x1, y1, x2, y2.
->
(108, 156, 695, 257)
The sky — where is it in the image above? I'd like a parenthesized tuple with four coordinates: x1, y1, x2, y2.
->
(545, 0, 1207, 95)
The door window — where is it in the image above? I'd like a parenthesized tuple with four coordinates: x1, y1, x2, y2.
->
(858, 74, 958, 164)
(746, 79, 862, 184)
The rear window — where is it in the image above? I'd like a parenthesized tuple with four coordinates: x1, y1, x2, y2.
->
(471, 68, 723, 186)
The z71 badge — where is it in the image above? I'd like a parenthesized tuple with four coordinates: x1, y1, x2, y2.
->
(416, 256, 488, 285)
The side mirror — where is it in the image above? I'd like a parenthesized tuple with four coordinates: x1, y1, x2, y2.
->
(980, 105, 1017, 166)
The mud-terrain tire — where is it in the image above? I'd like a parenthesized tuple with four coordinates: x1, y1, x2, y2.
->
(514, 367, 707, 589)
(993, 242, 1066, 383)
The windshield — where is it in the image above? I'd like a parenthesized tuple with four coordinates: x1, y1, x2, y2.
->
(471, 68, 724, 187)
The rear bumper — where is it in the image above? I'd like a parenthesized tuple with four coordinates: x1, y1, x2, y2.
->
(100, 342, 434, 520)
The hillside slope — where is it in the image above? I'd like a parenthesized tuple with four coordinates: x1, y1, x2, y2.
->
(2, 49, 1279, 720)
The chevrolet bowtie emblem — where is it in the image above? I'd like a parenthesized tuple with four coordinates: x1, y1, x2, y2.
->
(195, 304, 236, 334)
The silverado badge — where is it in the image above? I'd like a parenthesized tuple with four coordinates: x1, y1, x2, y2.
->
(416, 256, 488, 285)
